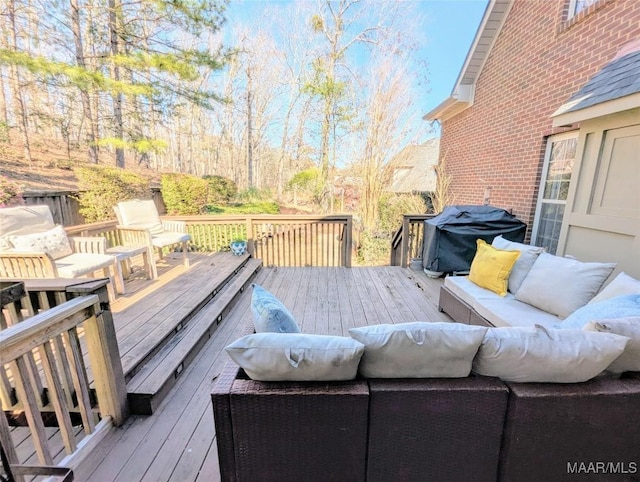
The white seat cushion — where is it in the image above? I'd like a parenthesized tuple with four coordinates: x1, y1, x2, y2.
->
(151, 232, 190, 248)
(55, 253, 115, 278)
(473, 298, 562, 329)
(444, 275, 514, 307)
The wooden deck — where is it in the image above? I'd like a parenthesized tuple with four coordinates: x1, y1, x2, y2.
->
(71, 265, 450, 482)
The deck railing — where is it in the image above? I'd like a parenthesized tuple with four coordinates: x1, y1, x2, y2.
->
(65, 214, 354, 268)
(0, 280, 127, 480)
(390, 214, 435, 267)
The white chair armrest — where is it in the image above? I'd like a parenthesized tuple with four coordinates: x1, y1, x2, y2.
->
(161, 220, 187, 233)
(69, 236, 107, 254)
(116, 225, 153, 246)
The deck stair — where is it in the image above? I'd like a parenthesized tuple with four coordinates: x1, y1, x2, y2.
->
(114, 253, 261, 415)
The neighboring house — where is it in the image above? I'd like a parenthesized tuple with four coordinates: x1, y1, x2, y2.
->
(425, 0, 640, 277)
(387, 138, 440, 194)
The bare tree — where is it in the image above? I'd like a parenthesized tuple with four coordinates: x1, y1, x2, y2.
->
(355, 42, 422, 229)
(70, 0, 98, 163)
(304, 0, 393, 208)
(6, 0, 32, 165)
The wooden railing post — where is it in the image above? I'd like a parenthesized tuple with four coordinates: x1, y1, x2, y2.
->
(344, 215, 353, 268)
(77, 285, 128, 426)
(246, 216, 254, 257)
(400, 216, 411, 268)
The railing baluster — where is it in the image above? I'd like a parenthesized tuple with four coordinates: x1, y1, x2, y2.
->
(0, 365, 14, 409)
(62, 328, 96, 434)
(11, 357, 53, 465)
(52, 335, 75, 409)
(38, 340, 77, 454)
(0, 404, 24, 482)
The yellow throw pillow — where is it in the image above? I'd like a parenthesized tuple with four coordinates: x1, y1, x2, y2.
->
(468, 239, 521, 297)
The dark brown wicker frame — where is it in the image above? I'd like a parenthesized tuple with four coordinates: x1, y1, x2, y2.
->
(438, 285, 495, 327)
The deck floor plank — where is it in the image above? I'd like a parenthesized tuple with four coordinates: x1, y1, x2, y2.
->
(388, 268, 451, 323)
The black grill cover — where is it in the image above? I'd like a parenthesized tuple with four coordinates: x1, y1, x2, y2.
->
(422, 205, 526, 274)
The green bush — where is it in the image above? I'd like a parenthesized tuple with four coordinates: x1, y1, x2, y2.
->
(203, 175, 237, 204)
(235, 187, 273, 203)
(76, 166, 149, 222)
(355, 230, 390, 266)
(288, 167, 320, 191)
(205, 200, 280, 215)
(161, 173, 208, 215)
(378, 193, 427, 234)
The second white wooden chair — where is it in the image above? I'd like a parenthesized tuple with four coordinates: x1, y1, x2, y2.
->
(113, 199, 191, 279)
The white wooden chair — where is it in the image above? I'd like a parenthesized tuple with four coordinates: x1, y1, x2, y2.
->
(113, 199, 191, 279)
(0, 205, 120, 300)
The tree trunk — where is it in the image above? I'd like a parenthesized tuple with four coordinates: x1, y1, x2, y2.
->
(0, 68, 9, 131)
(246, 67, 253, 189)
(108, 0, 125, 168)
(70, 0, 98, 163)
(7, 1, 32, 166)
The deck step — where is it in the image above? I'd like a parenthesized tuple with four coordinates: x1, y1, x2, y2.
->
(119, 254, 251, 382)
(126, 258, 262, 415)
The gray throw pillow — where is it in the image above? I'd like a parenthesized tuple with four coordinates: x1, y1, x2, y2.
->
(251, 283, 301, 333)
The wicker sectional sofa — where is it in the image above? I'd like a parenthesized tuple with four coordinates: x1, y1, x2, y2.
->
(212, 257, 640, 481)
(212, 361, 640, 482)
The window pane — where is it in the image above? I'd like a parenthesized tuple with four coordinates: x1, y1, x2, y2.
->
(575, 0, 598, 15)
(533, 133, 578, 255)
(535, 203, 565, 254)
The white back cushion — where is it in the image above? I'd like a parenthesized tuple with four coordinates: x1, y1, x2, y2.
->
(225, 333, 364, 381)
(116, 199, 163, 234)
(349, 322, 487, 378)
(583, 317, 640, 373)
(473, 325, 629, 382)
(515, 252, 616, 318)
(590, 272, 640, 304)
(491, 235, 543, 294)
(0, 205, 55, 236)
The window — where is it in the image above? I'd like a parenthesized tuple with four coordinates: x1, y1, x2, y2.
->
(568, 0, 598, 18)
(531, 132, 578, 254)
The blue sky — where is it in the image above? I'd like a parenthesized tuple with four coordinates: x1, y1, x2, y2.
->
(418, 0, 488, 112)
(224, 0, 488, 117)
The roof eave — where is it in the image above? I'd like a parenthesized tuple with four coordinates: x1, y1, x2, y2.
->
(423, 85, 475, 121)
(551, 93, 640, 126)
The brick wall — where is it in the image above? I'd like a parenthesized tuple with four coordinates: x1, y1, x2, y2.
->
(439, 0, 640, 237)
